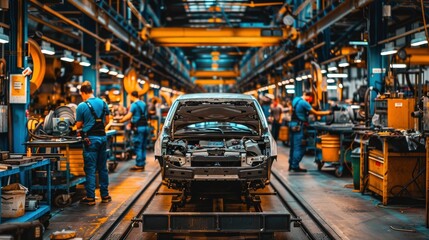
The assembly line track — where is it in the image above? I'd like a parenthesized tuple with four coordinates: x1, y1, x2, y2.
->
(270, 169, 342, 239)
(94, 169, 341, 240)
(91, 168, 162, 240)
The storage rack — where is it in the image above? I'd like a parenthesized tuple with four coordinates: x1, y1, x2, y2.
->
(0, 159, 51, 224)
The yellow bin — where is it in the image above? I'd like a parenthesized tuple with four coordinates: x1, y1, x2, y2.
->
(320, 134, 340, 162)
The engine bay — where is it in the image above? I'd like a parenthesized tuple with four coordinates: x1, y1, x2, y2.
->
(165, 138, 267, 167)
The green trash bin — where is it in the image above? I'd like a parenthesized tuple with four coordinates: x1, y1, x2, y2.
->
(351, 148, 361, 190)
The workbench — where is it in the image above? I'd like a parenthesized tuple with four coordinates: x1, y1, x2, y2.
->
(359, 133, 426, 205)
(0, 159, 51, 224)
(312, 122, 355, 177)
(25, 139, 86, 207)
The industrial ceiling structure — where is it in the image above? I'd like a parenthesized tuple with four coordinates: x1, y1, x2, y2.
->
(3, 0, 429, 95)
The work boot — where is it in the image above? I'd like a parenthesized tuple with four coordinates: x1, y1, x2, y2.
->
(130, 166, 145, 171)
(291, 167, 307, 172)
(80, 197, 96, 206)
(101, 196, 112, 203)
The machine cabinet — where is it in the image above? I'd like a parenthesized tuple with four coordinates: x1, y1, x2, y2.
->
(361, 137, 426, 205)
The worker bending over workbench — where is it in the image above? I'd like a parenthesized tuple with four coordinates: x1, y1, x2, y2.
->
(289, 91, 331, 172)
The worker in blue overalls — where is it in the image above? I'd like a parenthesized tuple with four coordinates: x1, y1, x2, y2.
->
(75, 81, 111, 205)
(119, 91, 149, 171)
(289, 91, 331, 172)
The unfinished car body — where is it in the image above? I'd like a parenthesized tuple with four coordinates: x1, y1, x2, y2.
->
(154, 93, 277, 203)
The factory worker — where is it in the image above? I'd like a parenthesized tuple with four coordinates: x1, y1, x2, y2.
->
(289, 91, 331, 172)
(118, 91, 149, 172)
(75, 81, 111, 205)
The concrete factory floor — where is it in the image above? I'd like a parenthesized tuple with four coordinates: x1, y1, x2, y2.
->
(44, 144, 429, 240)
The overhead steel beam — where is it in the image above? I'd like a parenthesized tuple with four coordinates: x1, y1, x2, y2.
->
(66, 0, 141, 51)
(191, 71, 239, 78)
(195, 79, 236, 85)
(149, 27, 297, 47)
(298, 0, 374, 46)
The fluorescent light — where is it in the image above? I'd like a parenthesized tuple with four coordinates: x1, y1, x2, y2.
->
(411, 32, 428, 46)
(286, 89, 295, 94)
(380, 49, 398, 55)
(60, 50, 74, 62)
(321, 69, 327, 74)
(349, 41, 368, 46)
(296, 76, 302, 81)
(380, 42, 398, 56)
(0, 27, 9, 44)
(108, 68, 118, 76)
(327, 79, 335, 83)
(390, 63, 407, 69)
(327, 85, 338, 90)
(99, 64, 109, 73)
(41, 41, 55, 55)
(327, 66, 338, 72)
(116, 71, 124, 78)
(338, 58, 350, 67)
(301, 75, 308, 80)
(79, 56, 91, 67)
(327, 73, 348, 78)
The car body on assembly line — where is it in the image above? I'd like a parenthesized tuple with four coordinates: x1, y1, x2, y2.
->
(154, 93, 277, 200)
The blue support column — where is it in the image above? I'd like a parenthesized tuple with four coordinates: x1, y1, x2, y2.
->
(8, 0, 28, 153)
(367, 0, 386, 114)
(82, 15, 98, 95)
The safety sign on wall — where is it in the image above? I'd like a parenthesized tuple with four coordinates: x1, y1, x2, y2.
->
(9, 74, 27, 104)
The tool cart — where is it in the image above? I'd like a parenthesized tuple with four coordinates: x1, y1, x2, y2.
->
(106, 129, 118, 172)
(109, 122, 133, 161)
(25, 139, 86, 208)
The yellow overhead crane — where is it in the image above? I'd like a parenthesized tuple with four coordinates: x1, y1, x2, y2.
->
(145, 27, 298, 47)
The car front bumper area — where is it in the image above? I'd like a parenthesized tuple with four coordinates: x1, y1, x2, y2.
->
(163, 159, 272, 181)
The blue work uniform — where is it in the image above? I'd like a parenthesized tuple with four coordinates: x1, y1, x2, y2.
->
(130, 100, 149, 167)
(289, 97, 312, 169)
(76, 97, 110, 199)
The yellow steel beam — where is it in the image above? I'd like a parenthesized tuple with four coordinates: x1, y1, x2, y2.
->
(148, 27, 297, 47)
(191, 71, 239, 78)
(195, 79, 236, 85)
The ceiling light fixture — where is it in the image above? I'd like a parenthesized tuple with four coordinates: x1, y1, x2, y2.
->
(0, 27, 9, 44)
(411, 31, 428, 46)
(349, 40, 368, 46)
(79, 56, 91, 67)
(390, 63, 407, 69)
(338, 58, 350, 67)
(40, 41, 55, 55)
(116, 71, 125, 78)
(380, 42, 398, 56)
(327, 62, 338, 72)
(60, 50, 74, 62)
(327, 73, 348, 78)
(99, 64, 109, 73)
(108, 68, 118, 76)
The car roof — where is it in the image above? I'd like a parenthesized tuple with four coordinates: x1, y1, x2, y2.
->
(176, 93, 256, 101)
